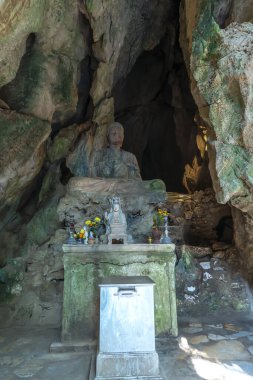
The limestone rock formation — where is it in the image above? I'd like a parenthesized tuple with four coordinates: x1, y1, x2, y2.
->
(180, 0, 253, 277)
(0, 0, 86, 123)
(81, 0, 173, 150)
(0, 0, 45, 88)
(0, 110, 51, 221)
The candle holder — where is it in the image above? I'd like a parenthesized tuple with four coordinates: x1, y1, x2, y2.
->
(161, 216, 172, 244)
(67, 217, 77, 245)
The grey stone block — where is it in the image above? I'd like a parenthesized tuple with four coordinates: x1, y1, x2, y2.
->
(96, 352, 161, 378)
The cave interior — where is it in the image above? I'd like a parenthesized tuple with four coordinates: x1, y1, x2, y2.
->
(1, 0, 253, 350)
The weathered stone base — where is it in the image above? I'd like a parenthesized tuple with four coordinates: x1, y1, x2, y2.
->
(95, 352, 162, 379)
(61, 244, 177, 341)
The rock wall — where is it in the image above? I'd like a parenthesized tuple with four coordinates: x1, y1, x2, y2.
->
(0, 110, 51, 228)
(77, 0, 172, 153)
(166, 188, 232, 246)
(180, 0, 253, 280)
(0, 0, 88, 230)
(0, 0, 88, 324)
(0, 0, 86, 122)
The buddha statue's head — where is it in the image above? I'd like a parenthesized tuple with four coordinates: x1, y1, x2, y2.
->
(111, 196, 120, 211)
(107, 122, 124, 149)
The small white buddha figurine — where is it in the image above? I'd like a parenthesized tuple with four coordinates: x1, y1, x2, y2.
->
(105, 196, 129, 244)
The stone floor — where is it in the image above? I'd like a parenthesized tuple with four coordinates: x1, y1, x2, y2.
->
(1, 315, 253, 380)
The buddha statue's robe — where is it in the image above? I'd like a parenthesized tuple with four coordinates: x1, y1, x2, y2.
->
(90, 147, 141, 180)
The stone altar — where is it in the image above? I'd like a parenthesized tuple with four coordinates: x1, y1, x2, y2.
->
(61, 244, 177, 344)
(57, 177, 166, 242)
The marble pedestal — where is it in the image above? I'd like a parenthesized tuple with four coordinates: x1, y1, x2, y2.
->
(95, 276, 162, 380)
(60, 244, 177, 345)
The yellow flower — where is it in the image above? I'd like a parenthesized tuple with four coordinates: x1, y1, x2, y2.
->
(162, 211, 168, 216)
(94, 217, 101, 222)
(85, 220, 92, 226)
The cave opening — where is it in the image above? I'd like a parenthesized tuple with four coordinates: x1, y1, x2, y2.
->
(111, 4, 233, 248)
(112, 17, 211, 194)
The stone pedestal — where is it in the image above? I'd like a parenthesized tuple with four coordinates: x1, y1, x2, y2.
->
(107, 233, 128, 244)
(95, 352, 161, 380)
(61, 244, 177, 344)
(95, 276, 162, 380)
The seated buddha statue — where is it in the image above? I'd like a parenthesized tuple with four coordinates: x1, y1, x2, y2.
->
(90, 122, 141, 180)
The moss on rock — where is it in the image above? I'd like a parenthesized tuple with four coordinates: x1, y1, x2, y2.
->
(0, 0, 46, 87)
(25, 195, 62, 246)
(0, 258, 25, 302)
(0, 110, 51, 211)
